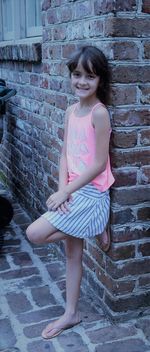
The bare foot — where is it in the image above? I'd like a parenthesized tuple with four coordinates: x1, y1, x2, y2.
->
(42, 312, 81, 339)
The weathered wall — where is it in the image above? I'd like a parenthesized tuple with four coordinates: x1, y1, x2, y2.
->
(0, 0, 150, 319)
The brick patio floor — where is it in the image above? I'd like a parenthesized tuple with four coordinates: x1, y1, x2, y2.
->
(0, 186, 150, 352)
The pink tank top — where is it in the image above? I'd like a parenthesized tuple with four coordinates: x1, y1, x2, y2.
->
(66, 102, 115, 192)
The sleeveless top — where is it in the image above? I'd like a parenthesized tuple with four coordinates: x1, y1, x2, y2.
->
(66, 102, 115, 192)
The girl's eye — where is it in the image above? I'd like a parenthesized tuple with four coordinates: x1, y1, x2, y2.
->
(72, 72, 80, 77)
(87, 74, 95, 79)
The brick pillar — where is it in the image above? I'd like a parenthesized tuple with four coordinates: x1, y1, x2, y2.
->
(96, 1, 150, 319)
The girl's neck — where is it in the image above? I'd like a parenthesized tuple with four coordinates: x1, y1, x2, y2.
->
(79, 97, 100, 109)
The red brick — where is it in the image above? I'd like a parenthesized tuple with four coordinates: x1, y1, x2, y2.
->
(105, 17, 150, 37)
(62, 43, 76, 58)
(59, 5, 72, 22)
(10, 252, 33, 267)
(48, 177, 58, 191)
(0, 267, 39, 280)
(43, 27, 52, 42)
(137, 206, 150, 221)
(47, 150, 59, 165)
(49, 78, 61, 91)
(42, 62, 50, 74)
(74, 1, 93, 19)
(140, 166, 150, 184)
(87, 325, 136, 344)
(112, 130, 137, 148)
(108, 244, 135, 261)
(27, 340, 56, 352)
(51, 165, 59, 179)
(88, 242, 105, 268)
(111, 149, 149, 168)
(138, 242, 150, 257)
(112, 109, 149, 127)
(46, 262, 65, 281)
(143, 40, 150, 59)
(106, 257, 150, 279)
(42, 0, 51, 11)
(84, 251, 97, 271)
(0, 318, 17, 349)
(55, 94, 68, 110)
(6, 291, 32, 313)
(139, 276, 150, 288)
(31, 286, 56, 307)
(21, 275, 43, 288)
(55, 331, 89, 351)
(18, 306, 64, 324)
(112, 65, 150, 83)
(113, 168, 137, 187)
(111, 187, 149, 205)
(49, 45, 62, 59)
(111, 225, 150, 243)
(140, 129, 150, 146)
(113, 41, 139, 60)
(94, 0, 136, 14)
(142, 0, 150, 13)
(96, 268, 136, 295)
(42, 45, 49, 59)
(105, 290, 150, 313)
(45, 92, 56, 105)
(40, 77, 48, 89)
(95, 338, 150, 352)
(111, 85, 137, 105)
(47, 8, 59, 24)
(94, 0, 115, 14)
(53, 27, 66, 40)
(57, 127, 64, 141)
(89, 19, 103, 37)
(0, 256, 10, 271)
(139, 85, 150, 104)
(30, 74, 39, 86)
(111, 207, 135, 225)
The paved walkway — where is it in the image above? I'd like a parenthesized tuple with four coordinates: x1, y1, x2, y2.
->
(0, 187, 150, 352)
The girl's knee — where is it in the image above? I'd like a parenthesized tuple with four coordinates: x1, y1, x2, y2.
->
(26, 224, 41, 244)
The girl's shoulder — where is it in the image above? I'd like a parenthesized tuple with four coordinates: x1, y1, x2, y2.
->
(92, 103, 111, 129)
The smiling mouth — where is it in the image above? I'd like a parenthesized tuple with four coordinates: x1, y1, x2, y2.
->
(76, 87, 89, 90)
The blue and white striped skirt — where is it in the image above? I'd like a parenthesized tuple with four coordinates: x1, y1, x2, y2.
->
(42, 184, 110, 239)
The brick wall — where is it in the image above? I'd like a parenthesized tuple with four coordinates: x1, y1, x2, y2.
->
(0, 0, 150, 320)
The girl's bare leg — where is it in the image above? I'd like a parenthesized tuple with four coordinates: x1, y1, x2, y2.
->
(26, 216, 67, 244)
(41, 236, 83, 339)
(65, 236, 83, 315)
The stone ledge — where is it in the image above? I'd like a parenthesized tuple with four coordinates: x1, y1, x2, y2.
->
(0, 42, 42, 62)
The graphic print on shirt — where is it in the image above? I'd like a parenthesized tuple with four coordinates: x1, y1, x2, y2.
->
(67, 127, 89, 172)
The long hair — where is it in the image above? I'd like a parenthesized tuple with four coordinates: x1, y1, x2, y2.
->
(67, 46, 111, 105)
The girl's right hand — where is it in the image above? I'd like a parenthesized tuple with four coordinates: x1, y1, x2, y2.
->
(57, 196, 73, 215)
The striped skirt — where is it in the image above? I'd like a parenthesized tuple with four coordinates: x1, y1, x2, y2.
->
(42, 184, 110, 239)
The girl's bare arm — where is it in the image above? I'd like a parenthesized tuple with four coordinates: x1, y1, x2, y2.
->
(58, 110, 69, 190)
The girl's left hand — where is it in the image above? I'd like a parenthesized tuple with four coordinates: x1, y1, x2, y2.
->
(46, 190, 69, 211)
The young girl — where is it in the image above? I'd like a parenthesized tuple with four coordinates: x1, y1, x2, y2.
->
(26, 45, 115, 339)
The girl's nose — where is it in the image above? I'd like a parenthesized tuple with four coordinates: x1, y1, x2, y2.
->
(79, 76, 87, 84)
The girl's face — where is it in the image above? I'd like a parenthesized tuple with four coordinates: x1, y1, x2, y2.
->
(71, 60, 100, 101)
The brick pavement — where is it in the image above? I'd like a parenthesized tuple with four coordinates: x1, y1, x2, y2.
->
(0, 190, 150, 352)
